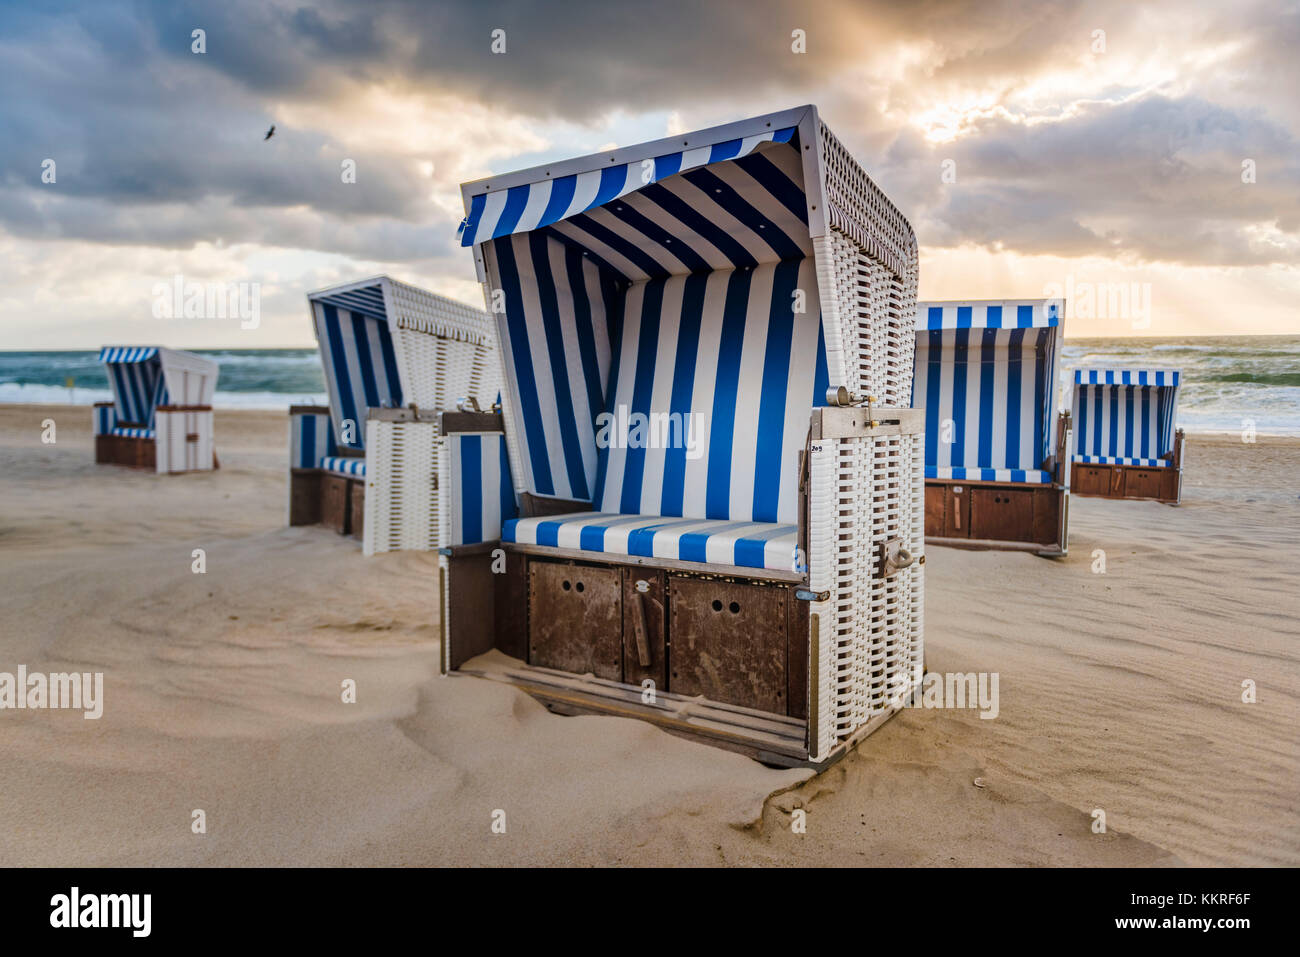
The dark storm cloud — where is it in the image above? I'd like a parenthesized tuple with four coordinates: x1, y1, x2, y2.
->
(0, 0, 1296, 267)
(871, 93, 1300, 266)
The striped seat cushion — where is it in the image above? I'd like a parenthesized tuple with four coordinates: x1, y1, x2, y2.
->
(925, 465, 1053, 484)
(1072, 454, 1170, 468)
(110, 426, 155, 439)
(504, 512, 798, 572)
(321, 456, 366, 477)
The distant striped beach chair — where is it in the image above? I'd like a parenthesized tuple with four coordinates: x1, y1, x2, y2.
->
(443, 105, 926, 769)
(1070, 369, 1184, 503)
(287, 275, 503, 553)
(93, 347, 218, 473)
(911, 299, 1071, 555)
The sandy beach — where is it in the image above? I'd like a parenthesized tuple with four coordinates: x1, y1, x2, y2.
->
(0, 403, 1295, 867)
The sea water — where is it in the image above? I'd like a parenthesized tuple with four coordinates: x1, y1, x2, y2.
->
(1, 336, 1297, 435)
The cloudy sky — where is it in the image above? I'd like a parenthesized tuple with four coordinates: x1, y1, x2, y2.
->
(2, 0, 1297, 348)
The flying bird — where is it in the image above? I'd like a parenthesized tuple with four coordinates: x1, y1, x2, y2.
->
(263, 125, 275, 141)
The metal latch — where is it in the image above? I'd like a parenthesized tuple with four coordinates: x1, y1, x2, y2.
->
(795, 588, 830, 602)
(876, 538, 917, 579)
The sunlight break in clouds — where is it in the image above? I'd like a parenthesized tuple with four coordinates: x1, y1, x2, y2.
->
(0, 0, 1296, 347)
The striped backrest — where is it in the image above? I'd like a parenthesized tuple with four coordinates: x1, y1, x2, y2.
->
(99, 347, 170, 429)
(93, 403, 116, 435)
(484, 135, 823, 522)
(911, 302, 1063, 473)
(1072, 369, 1180, 460)
(289, 407, 338, 470)
(446, 432, 518, 546)
(595, 258, 826, 524)
(489, 231, 620, 502)
(310, 294, 403, 451)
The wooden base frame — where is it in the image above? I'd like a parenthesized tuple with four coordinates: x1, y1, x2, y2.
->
(440, 541, 902, 769)
(439, 407, 925, 769)
(1072, 429, 1184, 505)
(924, 480, 1068, 557)
(94, 433, 156, 470)
(288, 468, 365, 540)
(1071, 463, 1181, 504)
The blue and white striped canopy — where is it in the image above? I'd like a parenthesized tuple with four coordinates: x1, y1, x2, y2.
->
(98, 346, 160, 363)
(911, 301, 1064, 484)
(479, 128, 826, 525)
(99, 346, 168, 428)
(1072, 368, 1181, 465)
(459, 128, 797, 250)
(314, 284, 388, 320)
(916, 301, 1062, 330)
(1075, 369, 1179, 387)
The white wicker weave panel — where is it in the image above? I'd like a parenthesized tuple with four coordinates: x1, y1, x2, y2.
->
(385, 276, 496, 345)
(807, 425, 925, 755)
(818, 121, 918, 287)
(154, 409, 214, 473)
(435, 433, 452, 547)
(827, 230, 915, 406)
(394, 327, 500, 412)
(363, 418, 441, 555)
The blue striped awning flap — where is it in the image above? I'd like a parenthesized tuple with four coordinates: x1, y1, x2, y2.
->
(458, 127, 799, 248)
(312, 284, 387, 321)
(1074, 369, 1180, 387)
(916, 301, 1062, 331)
(98, 346, 160, 363)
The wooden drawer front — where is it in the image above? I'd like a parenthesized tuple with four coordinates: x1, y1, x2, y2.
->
(924, 483, 970, 538)
(528, 562, 623, 680)
(944, 484, 970, 537)
(1126, 468, 1166, 499)
(349, 479, 365, 540)
(970, 487, 1035, 542)
(668, 577, 787, 713)
(622, 569, 666, 690)
(924, 483, 946, 537)
(288, 470, 323, 526)
(321, 473, 352, 534)
(1073, 465, 1109, 495)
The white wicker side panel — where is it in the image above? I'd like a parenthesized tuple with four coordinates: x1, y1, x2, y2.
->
(189, 410, 215, 472)
(363, 418, 441, 555)
(806, 442, 839, 761)
(826, 230, 914, 406)
(904, 432, 925, 694)
(393, 327, 500, 412)
(154, 409, 214, 473)
(811, 234, 850, 393)
(435, 434, 452, 546)
(807, 427, 925, 761)
(154, 411, 173, 474)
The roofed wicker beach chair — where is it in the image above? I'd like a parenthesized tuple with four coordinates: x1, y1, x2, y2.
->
(93, 346, 219, 473)
(288, 276, 504, 552)
(445, 105, 925, 768)
(1070, 369, 1184, 504)
(910, 299, 1071, 556)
